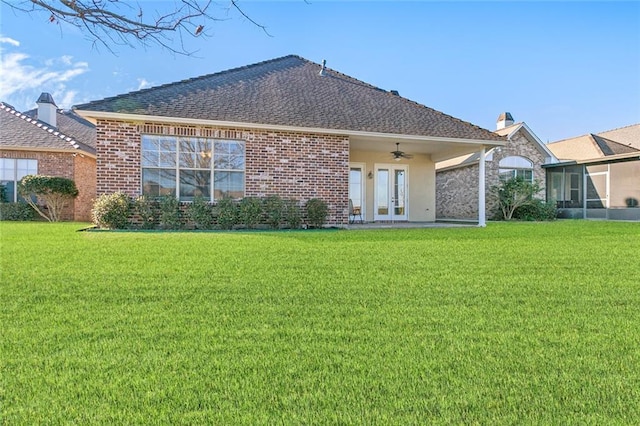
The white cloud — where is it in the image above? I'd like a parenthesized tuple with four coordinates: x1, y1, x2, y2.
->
(137, 78, 151, 90)
(0, 36, 20, 46)
(0, 45, 89, 110)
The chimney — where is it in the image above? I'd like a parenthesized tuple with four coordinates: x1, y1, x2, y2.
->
(37, 92, 57, 128)
(496, 112, 514, 130)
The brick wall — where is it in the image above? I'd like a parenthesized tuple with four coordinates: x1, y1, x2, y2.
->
(95, 120, 350, 224)
(436, 130, 548, 220)
(73, 154, 97, 221)
(0, 149, 95, 221)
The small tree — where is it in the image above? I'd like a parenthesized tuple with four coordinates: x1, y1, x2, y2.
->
(18, 175, 79, 222)
(493, 177, 542, 221)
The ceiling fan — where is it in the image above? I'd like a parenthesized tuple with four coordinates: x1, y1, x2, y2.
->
(391, 143, 413, 161)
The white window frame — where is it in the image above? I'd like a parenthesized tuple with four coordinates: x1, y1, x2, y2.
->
(499, 156, 534, 182)
(141, 135, 245, 201)
(1, 158, 38, 202)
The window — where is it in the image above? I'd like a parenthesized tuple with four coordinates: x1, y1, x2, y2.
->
(141, 135, 245, 201)
(0, 158, 38, 202)
(499, 156, 533, 182)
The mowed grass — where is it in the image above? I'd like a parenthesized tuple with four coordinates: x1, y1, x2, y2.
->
(1, 221, 639, 424)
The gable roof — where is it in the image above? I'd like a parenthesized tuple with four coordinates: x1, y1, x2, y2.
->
(0, 102, 96, 156)
(436, 121, 555, 171)
(546, 132, 639, 161)
(75, 55, 503, 142)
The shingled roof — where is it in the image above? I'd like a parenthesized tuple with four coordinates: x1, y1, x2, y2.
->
(1, 103, 96, 155)
(75, 55, 503, 142)
(547, 133, 639, 161)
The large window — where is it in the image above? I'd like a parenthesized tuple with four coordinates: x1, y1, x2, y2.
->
(141, 135, 244, 201)
(0, 158, 38, 202)
(499, 156, 533, 182)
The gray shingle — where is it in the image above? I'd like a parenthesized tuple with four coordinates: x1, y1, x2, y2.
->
(75, 55, 503, 142)
(1, 103, 96, 155)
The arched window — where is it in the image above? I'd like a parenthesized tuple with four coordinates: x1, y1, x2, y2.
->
(499, 156, 533, 181)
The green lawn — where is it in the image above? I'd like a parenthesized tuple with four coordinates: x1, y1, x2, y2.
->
(1, 221, 639, 424)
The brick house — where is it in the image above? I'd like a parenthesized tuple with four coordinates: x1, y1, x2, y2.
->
(436, 113, 557, 220)
(1, 93, 97, 221)
(75, 55, 505, 226)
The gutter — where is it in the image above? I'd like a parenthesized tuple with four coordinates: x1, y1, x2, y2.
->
(74, 110, 506, 148)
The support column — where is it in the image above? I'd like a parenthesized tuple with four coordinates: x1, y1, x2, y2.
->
(478, 146, 486, 227)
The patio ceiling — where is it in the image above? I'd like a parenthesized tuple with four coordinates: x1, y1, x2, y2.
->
(349, 134, 505, 163)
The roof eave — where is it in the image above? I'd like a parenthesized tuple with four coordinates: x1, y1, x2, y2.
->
(0, 145, 96, 159)
(74, 110, 506, 147)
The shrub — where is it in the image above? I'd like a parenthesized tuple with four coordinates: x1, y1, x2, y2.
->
(216, 196, 238, 230)
(239, 197, 263, 229)
(306, 198, 329, 228)
(187, 196, 214, 230)
(0, 183, 7, 203)
(284, 199, 302, 229)
(159, 196, 181, 230)
(492, 177, 543, 220)
(0, 202, 35, 221)
(92, 192, 131, 229)
(264, 195, 284, 229)
(18, 175, 78, 222)
(513, 199, 557, 221)
(134, 195, 158, 229)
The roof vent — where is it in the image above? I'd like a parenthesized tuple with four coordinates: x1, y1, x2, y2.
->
(390, 90, 400, 96)
(319, 59, 326, 76)
(37, 92, 58, 128)
(496, 112, 514, 130)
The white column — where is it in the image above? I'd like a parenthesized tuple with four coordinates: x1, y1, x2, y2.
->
(478, 146, 486, 227)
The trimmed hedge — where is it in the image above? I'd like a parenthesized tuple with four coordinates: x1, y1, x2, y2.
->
(91, 194, 329, 230)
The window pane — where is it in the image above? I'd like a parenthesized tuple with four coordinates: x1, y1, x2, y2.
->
(499, 156, 533, 169)
(1, 159, 15, 180)
(180, 170, 211, 201)
(142, 151, 159, 167)
(142, 168, 176, 197)
(179, 138, 211, 168)
(1, 180, 15, 202)
(214, 140, 245, 170)
(214, 171, 244, 199)
(142, 135, 176, 167)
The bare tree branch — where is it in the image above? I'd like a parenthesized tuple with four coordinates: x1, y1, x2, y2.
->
(2, 0, 270, 55)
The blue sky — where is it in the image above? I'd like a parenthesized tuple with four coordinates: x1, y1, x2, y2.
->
(1, 1, 639, 143)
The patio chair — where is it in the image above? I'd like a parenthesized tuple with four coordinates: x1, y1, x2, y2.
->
(349, 199, 363, 224)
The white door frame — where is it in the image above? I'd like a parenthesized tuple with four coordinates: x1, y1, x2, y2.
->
(349, 162, 366, 219)
(374, 163, 408, 221)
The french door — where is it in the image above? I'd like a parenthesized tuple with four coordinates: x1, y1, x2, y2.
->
(374, 164, 408, 221)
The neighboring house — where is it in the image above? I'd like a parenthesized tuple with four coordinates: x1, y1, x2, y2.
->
(436, 112, 557, 220)
(544, 124, 640, 220)
(0, 93, 97, 221)
(74, 55, 506, 226)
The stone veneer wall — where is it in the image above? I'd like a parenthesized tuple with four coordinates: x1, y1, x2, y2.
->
(1, 149, 95, 221)
(436, 130, 547, 220)
(96, 119, 350, 224)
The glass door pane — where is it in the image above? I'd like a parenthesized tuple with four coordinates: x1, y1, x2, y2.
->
(376, 169, 389, 216)
(349, 167, 363, 211)
(394, 169, 406, 216)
